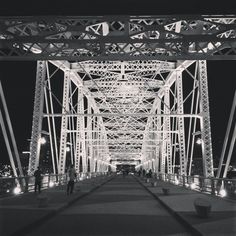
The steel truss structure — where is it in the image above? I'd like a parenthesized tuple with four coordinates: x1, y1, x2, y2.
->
(27, 59, 214, 177)
(1, 15, 235, 177)
(0, 15, 236, 61)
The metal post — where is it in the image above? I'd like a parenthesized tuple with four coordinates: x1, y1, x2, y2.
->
(58, 70, 70, 174)
(198, 60, 214, 177)
(28, 61, 46, 176)
(176, 71, 187, 176)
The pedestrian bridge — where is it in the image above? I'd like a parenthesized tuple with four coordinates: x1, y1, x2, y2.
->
(0, 173, 235, 236)
(0, 15, 236, 236)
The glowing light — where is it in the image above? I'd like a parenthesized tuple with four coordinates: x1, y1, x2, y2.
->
(6, 189, 10, 193)
(40, 137, 46, 145)
(49, 181, 54, 187)
(66, 146, 70, 152)
(190, 183, 197, 189)
(13, 186, 21, 195)
(175, 179, 179, 185)
(196, 138, 202, 145)
(219, 189, 227, 197)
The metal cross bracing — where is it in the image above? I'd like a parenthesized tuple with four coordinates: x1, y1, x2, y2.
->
(0, 15, 234, 182)
(0, 15, 236, 61)
(27, 58, 215, 178)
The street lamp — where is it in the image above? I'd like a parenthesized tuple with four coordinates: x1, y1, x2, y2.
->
(196, 138, 202, 145)
(40, 137, 46, 145)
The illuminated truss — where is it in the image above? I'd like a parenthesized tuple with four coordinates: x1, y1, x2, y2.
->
(28, 59, 214, 178)
(2, 15, 229, 177)
(0, 15, 236, 60)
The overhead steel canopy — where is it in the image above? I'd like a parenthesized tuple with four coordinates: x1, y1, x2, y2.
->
(0, 15, 236, 61)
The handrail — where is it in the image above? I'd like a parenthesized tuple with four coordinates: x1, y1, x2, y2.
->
(0, 172, 108, 196)
(149, 173, 236, 200)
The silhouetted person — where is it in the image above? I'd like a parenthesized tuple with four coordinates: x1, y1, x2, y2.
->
(142, 169, 146, 177)
(138, 169, 141, 177)
(34, 167, 42, 194)
(67, 164, 76, 195)
(148, 169, 153, 178)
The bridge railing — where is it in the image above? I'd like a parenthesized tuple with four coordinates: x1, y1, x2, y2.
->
(0, 172, 108, 196)
(156, 173, 236, 199)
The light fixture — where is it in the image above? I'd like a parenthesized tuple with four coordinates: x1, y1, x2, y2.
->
(40, 137, 46, 145)
(219, 189, 227, 198)
(190, 183, 197, 189)
(49, 181, 54, 187)
(196, 138, 202, 145)
(13, 186, 21, 195)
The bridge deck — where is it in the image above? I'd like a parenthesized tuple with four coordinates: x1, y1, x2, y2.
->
(0, 174, 235, 236)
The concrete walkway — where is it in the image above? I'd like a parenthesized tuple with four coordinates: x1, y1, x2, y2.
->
(137, 176, 236, 236)
(24, 174, 190, 236)
(0, 174, 235, 236)
(0, 174, 113, 236)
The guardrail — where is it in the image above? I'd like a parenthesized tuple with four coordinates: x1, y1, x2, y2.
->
(0, 172, 108, 197)
(154, 173, 236, 199)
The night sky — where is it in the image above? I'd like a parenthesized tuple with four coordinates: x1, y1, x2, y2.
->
(0, 0, 236, 165)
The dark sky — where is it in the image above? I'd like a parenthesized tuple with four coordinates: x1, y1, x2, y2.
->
(0, 0, 236, 16)
(0, 1, 236, 165)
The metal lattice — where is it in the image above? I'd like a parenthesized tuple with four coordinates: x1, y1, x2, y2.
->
(0, 16, 236, 61)
(6, 15, 230, 177)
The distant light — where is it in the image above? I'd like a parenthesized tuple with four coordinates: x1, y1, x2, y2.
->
(13, 186, 21, 195)
(66, 146, 70, 152)
(40, 137, 46, 145)
(6, 189, 10, 193)
(175, 179, 179, 185)
(190, 183, 197, 189)
(49, 181, 54, 187)
(219, 189, 227, 197)
(22, 151, 30, 154)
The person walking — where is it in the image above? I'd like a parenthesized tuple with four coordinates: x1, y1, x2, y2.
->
(148, 169, 153, 178)
(34, 166, 42, 194)
(67, 164, 76, 195)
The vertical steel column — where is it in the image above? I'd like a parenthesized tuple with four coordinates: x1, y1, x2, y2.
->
(28, 61, 46, 176)
(93, 117, 97, 173)
(90, 116, 94, 172)
(155, 100, 161, 173)
(163, 89, 172, 174)
(198, 60, 214, 177)
(176, 71, 187, 175)
(75, 87, 86, 173)
(58, 71, 70, 174)
(87, 103, 93, 172)
(75, 88, 81, 173)
(44, 83, 56, 174)
(77, 87, 87, 173)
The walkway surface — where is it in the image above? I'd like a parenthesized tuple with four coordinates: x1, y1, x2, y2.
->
(0, 174, 235, 236)
(138, 176, 236, 236)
